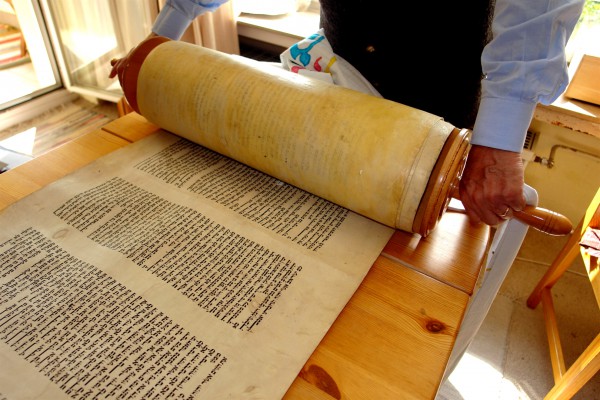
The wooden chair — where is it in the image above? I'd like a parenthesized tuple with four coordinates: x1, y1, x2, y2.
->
(527, 186, 600, 399)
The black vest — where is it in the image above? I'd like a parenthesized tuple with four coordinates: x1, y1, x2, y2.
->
(319, 1, 495, 129)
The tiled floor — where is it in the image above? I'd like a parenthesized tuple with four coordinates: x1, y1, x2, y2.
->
(439, 227, 600, 400)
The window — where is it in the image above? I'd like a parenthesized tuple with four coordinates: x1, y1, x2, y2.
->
(567, 0, 600, 61)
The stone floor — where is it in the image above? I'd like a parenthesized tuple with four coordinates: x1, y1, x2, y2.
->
(439, 227, 600, 400)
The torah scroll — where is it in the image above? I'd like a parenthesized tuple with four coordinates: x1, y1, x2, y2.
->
(120, 37, 471, 236)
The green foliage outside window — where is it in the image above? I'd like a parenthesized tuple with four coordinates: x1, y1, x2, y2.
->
(580, 0, 600, 23)
(567, 0, 600, 60)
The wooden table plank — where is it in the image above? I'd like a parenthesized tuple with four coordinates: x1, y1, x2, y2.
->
(101, 112, 160, 142)
(285, 378, 336, 400)
(284, 255, 469, 400)
(382, 211, 489, 295)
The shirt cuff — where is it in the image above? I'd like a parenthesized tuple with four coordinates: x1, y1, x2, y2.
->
(471, 96, 536, 153)
(152, 6, 194, 40)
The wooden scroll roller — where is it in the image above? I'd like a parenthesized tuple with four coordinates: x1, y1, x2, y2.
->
(119, 37, 572, 237)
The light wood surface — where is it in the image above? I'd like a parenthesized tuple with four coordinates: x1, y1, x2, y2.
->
(285, 255, 471, 399)
(527, 186, 600, 399)
(0, 113, 491, 399)
(383, 211, 489, 295)
(564, 55, 600, 107)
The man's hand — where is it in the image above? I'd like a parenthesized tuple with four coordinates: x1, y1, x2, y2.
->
(109, 55, 127, 81)
(459, 145, 526, 226)
(108, 33, 158, 81)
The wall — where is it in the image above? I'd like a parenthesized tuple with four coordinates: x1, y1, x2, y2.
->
(524, 118, 600, 224)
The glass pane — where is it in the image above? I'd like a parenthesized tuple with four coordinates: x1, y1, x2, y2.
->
(44, 0, 155, 100)
(0, 0, 61, 110)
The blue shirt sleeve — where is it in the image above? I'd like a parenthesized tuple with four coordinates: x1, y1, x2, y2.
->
(152, 0, 231, 40)
(471, 0, 584, 152)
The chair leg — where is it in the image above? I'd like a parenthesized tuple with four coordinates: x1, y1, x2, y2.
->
(544, 333, 600, 400)
(541, 288, 567, 381)
(527, 218, 584, 309)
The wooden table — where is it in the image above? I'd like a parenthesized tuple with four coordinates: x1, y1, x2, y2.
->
(0, 112, 490, 399)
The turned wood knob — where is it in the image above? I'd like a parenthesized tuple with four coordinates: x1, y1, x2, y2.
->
(513, 206, 573, 236)
(451, 190, 573, 236)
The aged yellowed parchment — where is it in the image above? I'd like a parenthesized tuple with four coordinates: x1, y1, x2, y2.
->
(0, 130, 393, 399)
(136, 42, 455, 232)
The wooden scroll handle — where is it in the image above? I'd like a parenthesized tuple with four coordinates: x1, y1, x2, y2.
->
(451, 190, 573, 236)
(511, 206, 573, 236)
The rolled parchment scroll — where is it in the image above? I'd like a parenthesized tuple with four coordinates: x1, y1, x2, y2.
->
(119, 37, 571, 237)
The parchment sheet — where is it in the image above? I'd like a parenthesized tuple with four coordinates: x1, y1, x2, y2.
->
(0, 130, 393, 399)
